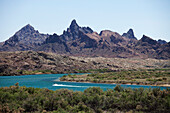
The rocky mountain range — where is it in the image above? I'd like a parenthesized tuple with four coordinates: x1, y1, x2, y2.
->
(0, 19, 169, 59)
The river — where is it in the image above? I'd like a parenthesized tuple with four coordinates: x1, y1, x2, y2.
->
(0, 73, 169, 91)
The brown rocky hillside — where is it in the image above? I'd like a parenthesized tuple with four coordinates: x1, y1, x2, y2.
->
(0, 51, 169, 76)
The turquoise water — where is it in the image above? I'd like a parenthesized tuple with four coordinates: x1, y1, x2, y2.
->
(0, 74, 169, 91)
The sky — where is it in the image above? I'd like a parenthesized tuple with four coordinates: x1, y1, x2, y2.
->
(0, 0, 170, 42)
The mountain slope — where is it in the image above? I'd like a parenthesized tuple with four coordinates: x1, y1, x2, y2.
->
(155, 42, 170, 59)
(35, 34, 70, 54)
(0, 24, 49, 51)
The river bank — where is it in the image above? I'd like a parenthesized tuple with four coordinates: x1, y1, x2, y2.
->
(59, 69, 170, 87)
(59, 79, 170, 87)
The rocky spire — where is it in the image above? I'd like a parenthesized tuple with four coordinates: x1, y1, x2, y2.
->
(127, 29, 134, 36)
(122, 28, 137, 40)
(69, 19, 79, 32)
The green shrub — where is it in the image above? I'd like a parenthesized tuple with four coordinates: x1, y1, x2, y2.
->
(0, 84, 169, 112)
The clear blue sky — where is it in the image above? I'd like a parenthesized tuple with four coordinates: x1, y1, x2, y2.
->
(0, 0, 170, 42)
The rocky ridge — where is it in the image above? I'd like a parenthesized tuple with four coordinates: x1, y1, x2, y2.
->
(1, 24, 49, 51)
(0, 20, 169, 59)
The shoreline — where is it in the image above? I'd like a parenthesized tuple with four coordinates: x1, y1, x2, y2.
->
(58, 79, 170, 87)
(0, 72, 89, 76)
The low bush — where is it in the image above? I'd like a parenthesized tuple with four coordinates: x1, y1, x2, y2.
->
(0, 84, 169, 112)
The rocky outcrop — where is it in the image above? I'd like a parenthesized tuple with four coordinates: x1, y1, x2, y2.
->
(140, 35, 158, 45)
(44, 34, 63, 44)
(158, 39, 167, 44)
(122, 29, 137, 40)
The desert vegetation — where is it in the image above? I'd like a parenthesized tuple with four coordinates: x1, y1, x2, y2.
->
(60, 69, 170, 86)
(0, 83, 169, 113)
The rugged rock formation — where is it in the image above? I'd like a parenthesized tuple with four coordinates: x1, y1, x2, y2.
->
(158, 39, 167, 44)
(61, 19, 93, 41)
(133, 35, 159, 58)
(155, 42, 170, 59)
(0, 24, 49, 51)
(122, 28, 137, 40)
(0, 20, 169, 59)
(35, 34, 70, 54)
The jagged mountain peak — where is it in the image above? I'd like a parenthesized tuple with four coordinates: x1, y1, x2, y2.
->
(127, 28, 133, 34)
(25, 24, 33, 28)
(70, 19, 77, 25)
(21, 24, 35, 31)
(62, 19, 94, 41)
(141, 35, 152, 40)
(15, 24, 37, 36)
(69, 19, 79, 31)
(122, 28, 137, 40)
(2, 24, 48, 49)
(140, 35, 157, 45)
